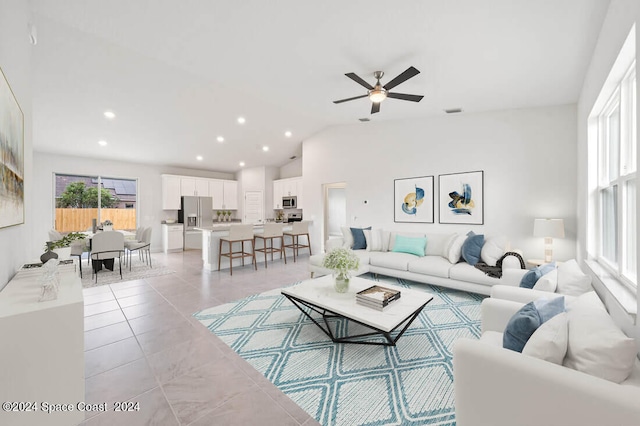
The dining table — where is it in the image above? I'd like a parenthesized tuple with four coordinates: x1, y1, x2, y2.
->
(80, 230, 137, 273)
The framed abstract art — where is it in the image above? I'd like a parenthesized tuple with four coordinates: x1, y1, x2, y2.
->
(394, 175, 434, 223)
(439, 171, 484, 225)
(0, 66, 24, 229)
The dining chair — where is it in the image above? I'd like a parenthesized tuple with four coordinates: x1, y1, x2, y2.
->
(218, 224, 257, 275)
(283, 221, 312, 262)
(254, 223, 286, 268)
(90, 231, 125, 283)
(125, 227, 152, 270)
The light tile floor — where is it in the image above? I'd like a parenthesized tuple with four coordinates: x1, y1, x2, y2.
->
(80, 250, 320, 426)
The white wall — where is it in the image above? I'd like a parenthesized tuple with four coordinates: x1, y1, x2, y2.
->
(303, 105, 578, 260)
(0, 0, 31, 290)
(32, 152, 234, 254)
(576, 0, 640, 344)
(279, 158, 302, 179)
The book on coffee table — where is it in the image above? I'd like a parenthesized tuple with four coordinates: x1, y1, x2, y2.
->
(356, 285, 401, 307)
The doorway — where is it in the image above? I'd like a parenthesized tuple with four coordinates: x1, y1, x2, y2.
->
(244, 190, 264, 224)
(323, 183, 347, 244)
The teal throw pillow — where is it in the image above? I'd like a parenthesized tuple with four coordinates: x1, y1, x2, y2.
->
(520, 262, 556, 289)
(392, 235, 426, 257)
(350, 227, 371, 250)
(461, 231, 484, 266)
(503, 297, 565, 352)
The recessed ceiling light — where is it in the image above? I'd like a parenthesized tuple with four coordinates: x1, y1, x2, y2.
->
(239, 161, 245, 167)
(284, 131, 292, 138)
(104, 111, 116, 120)
(262, 146, 269, 152)
(196, 155, 203, 161)
(237, 117, 246, 124)
(98, 140, 107, 146)
(216, 136, 224, 143)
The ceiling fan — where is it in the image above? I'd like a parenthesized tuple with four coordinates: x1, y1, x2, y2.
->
(333, 66, 424, 114)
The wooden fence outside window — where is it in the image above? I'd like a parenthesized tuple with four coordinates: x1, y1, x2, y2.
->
(55, 208, 137, 232)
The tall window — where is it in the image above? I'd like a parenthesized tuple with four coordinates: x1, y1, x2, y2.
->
(596, 61, 637, 287)
(54, 174, 138, 232)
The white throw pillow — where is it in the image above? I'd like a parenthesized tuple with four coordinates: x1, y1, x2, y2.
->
(445, 234, 466, 264)
(533, 269, 558, 292)
(480, 236, 507, 266)
(563, 299, 637, 383)
(364, 230, 390, 252)
(425, 233, 454, 256)
(556, 259, 593, 296)
(341, 226, 354, 249)
(522, 312, 568, 365)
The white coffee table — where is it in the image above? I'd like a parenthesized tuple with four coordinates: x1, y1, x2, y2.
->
(281, 275, 433, 346)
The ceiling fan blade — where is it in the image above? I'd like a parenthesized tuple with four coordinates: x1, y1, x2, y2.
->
(333, 94, 368, 104)
(345, 73, 374, 90)
(383, 66, 420, 90)
(387, 92, 424, 102)
(371, 102, 380, 114)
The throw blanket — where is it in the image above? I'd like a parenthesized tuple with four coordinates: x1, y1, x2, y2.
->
(474, 251, 526, 278)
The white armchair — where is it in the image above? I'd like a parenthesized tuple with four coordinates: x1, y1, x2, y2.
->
(453, 297, 640, 426)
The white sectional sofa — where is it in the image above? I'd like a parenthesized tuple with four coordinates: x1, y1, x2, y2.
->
(308, 229, 528, 296)
(453, 294, 640, 426)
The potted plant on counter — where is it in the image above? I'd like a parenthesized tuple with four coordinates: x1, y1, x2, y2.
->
(102, 220, 113, 231)
(322, 248, 360, 293)
(216, 211, 222, 222)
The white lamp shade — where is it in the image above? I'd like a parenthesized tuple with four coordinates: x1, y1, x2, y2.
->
(533, 218, 565, 238)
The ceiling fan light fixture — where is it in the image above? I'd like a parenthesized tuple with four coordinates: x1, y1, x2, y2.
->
(368, 88, 387, 103)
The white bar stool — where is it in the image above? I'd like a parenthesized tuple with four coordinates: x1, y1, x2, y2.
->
(218, 224, 257, 275)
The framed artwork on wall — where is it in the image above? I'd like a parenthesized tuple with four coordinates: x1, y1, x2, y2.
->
(439, 171, 484, 225)
(394, 175, 434, 223)
(0, 66, 25, 229)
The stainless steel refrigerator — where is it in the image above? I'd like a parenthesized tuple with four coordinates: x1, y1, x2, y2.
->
(178, 196, 213, 249)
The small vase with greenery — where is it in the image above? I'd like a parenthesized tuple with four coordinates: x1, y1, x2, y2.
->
(102, 219, 113, 231)
(322, 248, 359, 293)
(216, 211, 222, 222)
(225, 211, 232, 221)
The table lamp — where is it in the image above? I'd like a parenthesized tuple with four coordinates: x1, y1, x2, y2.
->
(533, 218, 565, 263)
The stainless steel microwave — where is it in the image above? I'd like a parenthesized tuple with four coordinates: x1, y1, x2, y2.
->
(282, 196, 297, 209)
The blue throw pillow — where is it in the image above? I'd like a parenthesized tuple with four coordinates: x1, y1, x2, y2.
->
(503, 296, 565, 352)
(391, 235, 426, 257)
(461, 231, 484, 266)
(534, 296, 565, 323)
(519, 262, 556, 289)
(350, 227, 371, 250)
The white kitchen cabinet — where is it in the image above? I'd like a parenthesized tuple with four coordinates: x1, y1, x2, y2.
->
(180, 177, 196, 196)
(223, 180, 238, 209)
(282, 179, 297, 196)
(273, 180, 284, 209)
(162, 174, 182, 210)
(162, 224, 184, 253)
(210, 179, 237, 210)
(209, 180, 224, 209)
(195, 178, 209, 196)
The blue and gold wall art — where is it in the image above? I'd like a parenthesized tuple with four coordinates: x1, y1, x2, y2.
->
(394, 176, 434, 223)
(439, 171, 484, 224)
(0, 66, 24, 229)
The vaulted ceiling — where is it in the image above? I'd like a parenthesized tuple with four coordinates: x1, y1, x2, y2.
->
(29, 0, 610, 172)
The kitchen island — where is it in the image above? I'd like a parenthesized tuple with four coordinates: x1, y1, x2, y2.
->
(196, 223, 294, 271)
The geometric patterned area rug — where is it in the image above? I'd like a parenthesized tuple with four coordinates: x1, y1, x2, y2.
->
(81, 261, 174, 288)
(193, 274, 485, 426)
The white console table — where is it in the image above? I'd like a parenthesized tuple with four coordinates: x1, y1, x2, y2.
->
(0, 268, 84, 426)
